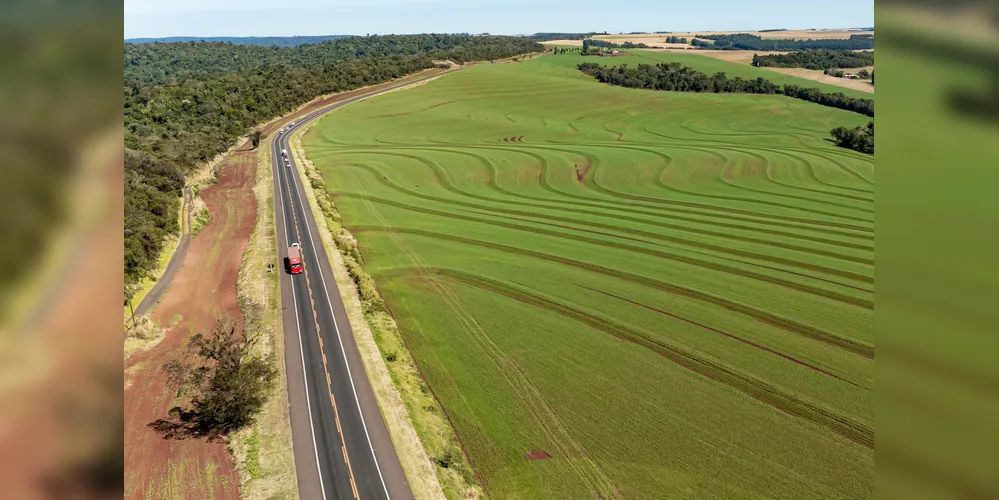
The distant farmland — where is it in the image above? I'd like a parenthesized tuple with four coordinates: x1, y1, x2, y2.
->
(304, 51, 874, 499)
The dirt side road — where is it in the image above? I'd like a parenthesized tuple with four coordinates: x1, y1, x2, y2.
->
(123, 143, 257, 499)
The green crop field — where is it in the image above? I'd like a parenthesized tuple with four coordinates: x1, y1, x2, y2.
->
(303, 52, 874, 499)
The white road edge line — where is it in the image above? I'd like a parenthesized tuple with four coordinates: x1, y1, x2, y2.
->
(276, 137, 329, 500)
(284, 117, 393, 498)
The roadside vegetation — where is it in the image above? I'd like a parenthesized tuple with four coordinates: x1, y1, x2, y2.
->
(578, 61, 874, 116)
(753, 49, 874, 70)
(191, 207, 210, 236)
(124, 35, 542, 300)
(123, 316, 165, 362)
(302, 54, 873, 498)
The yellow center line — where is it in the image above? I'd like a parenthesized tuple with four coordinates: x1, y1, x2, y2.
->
(282, 150, 361, 500)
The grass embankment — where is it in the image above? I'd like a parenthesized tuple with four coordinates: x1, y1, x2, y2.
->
(228, 137, 298, 499)
(302, 55, 874, 498)
(290, 114, 474, 500)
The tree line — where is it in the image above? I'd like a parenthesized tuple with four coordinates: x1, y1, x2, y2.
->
(582, 39, 648, 48)
(577, 61, 874, 116)
(124, 35, 350, 47)
(125, 35, 542, 294)
(527, 32, 602, 41)
(663, 36, 689, 44)
(752, 49, 874, 70)
(125, 34, 542, 85)
(579, 39, 650, 55)
(831, 121, 873, 154)
(692, 33, 874, 51)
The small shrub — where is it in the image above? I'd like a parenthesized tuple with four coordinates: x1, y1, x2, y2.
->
(127, 316, 161, 340)
(433, 447, 462, 469)
(193, 207, 211, 235)
(335, 233, 360, 260)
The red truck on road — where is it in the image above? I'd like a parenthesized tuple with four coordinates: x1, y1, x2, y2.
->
(287, 243, 303, 274)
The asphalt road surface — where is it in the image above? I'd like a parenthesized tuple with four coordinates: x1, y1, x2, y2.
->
(272, 69, 459, 500)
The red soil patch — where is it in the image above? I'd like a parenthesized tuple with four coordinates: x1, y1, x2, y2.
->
(525, 450, 551, 460)
(123, 142, 258, 499)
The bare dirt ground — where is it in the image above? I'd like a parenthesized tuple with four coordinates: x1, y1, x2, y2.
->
(123, 142, 258, 500)
(766, 66, 874, 93)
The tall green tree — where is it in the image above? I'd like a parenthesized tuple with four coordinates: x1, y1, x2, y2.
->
(160, 321, 278, 438)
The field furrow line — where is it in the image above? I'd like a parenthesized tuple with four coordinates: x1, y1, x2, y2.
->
(340, 191, 873, 308)
(440, 270, 874, 449)
(347, 168, 620, 497)
(351, 226, 874, 358)
(341, 155, 873, 275)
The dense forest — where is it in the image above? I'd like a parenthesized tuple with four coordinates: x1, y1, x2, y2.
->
(125, 34, 541, 84)
(831, 121, 874, 154)
(125, 35, 349, 47)
(577, 62, 874, 116)
(124, 35, 542, 293)
(692, 33, 874, 51)
(527, 32, 602, 41)
(753, 49, 874, 70)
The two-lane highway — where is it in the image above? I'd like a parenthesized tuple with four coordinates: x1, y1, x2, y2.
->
(271, 70, 459, 500)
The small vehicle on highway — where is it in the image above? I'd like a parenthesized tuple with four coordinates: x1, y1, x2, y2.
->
(286, 243, 303, 274)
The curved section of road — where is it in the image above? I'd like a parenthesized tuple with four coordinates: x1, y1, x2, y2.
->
(273, 70, 459, 500)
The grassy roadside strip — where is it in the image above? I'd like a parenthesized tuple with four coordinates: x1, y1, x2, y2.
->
(290, 113, 479, 500)
(228, 137, 299, 500)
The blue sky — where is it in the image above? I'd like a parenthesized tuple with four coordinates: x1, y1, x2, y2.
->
(124, 0, 873, 39)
